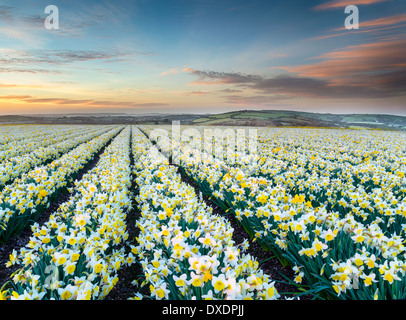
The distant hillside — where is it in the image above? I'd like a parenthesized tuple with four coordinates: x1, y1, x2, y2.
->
(0, 110, 405, 130)
(0, 114, 203, 125)
(191, 110, 406, 130)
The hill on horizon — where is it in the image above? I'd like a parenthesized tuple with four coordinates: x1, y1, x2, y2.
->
(0, 110, 405, 130)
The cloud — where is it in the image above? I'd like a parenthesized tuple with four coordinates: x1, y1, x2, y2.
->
(310, 13, 406, 41)
(183, 91, 213, 96)
(49, 50, 126, 63)
(184, 38, 406, 100)
(159, 68, 180, 76)
(316, 39, 405, 64)
(348, 13, 406, 30)
(278, 38, 406, 96)
(0, 67, 63, 74)
(0, 1, 136, 39)
(224, 94, 293, 105)
(313, 0, 391, 10)
(0, 95, 168, 109)
(176, 33, 406, 104)
(0, 95, 32, 100)
(183, 88, 243, 96)
(0, 48, 138, 69)
(183, 67, 263, 85)
(0, 83, 43, 88)
(251, 74, 399, 99)
(219, 88, 243, 93)
(0, 5, 14, 21)
(182, 45, 406, 103)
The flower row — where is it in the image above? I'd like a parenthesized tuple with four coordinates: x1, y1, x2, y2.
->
(1, 126, 133, 300)
(141, 125, 406, 300)
(0, 125, 69, 147)
(0, 126, 90, 163)
(0, 126, 115, 188)
(0, 126, 123, 243)
(129, 126, 279, 300)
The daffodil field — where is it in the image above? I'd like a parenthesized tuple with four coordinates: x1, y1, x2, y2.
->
(130, 127, 278, 300)
(0, 125, 121, 243)
(143, 125, 406, 300)
(3, 126, 132, 299)
(0, 124, 405, 300)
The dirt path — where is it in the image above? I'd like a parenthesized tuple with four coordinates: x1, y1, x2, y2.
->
(104, 130, 145, 300)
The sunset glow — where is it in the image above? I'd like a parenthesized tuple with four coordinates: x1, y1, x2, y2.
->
(0, 0, 405, 115)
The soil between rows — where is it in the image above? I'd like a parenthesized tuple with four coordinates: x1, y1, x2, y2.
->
(103, 186, 143, 300)
(105, 131, 148, 300)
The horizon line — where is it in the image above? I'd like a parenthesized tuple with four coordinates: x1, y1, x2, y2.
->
(0, 109, 405, 118)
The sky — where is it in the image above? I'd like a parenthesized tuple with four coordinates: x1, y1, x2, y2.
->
(0, 0, 405, 116)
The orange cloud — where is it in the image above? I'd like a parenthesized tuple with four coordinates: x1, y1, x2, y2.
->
(183, 91, 213, 95)
(311, 24, 406, 41)
(0, 95, 168, 109)
(159, 68, 180, 76)
(330, 13, 406, 32)
(358, 12, 406, 28)
(188, 80, 229, 86)
(313, 0, 391, 10)
(0, 83, 43, 88)
(281, 39, 406, 83)
(0, 95, 32, 100)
